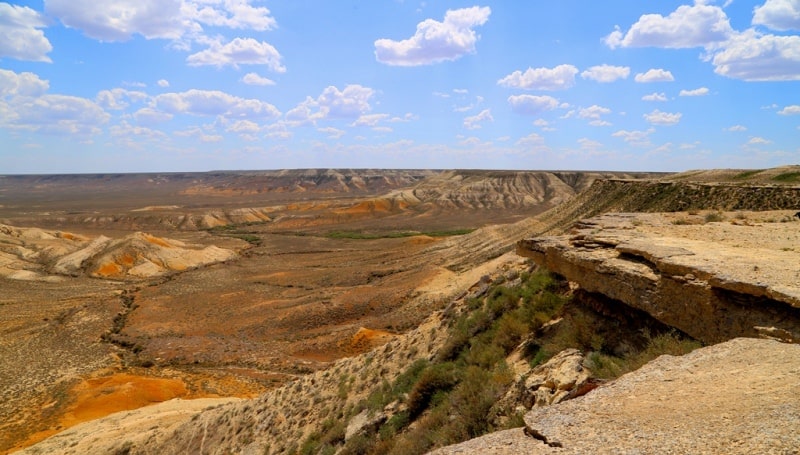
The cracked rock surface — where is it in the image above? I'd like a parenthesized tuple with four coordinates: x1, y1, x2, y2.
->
(517, 211, 800, 344)
(432, 337, 800, 454)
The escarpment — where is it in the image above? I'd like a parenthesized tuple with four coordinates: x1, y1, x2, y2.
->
(518, 212, 800, 344)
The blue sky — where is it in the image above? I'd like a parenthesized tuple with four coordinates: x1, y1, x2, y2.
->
(1, 0, 799, 173)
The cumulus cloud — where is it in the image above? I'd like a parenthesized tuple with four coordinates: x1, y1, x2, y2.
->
(182, 0, 277, 31)
(133, 107, 174, 126)
(463, 109, 493, 130)
(0, 3, 53, 62)
(580, 65, 630, 83)
(96, 88, 148, 110)
(642, 92, 668, 101)
(286, 85, 376, 125)
(727, 125, 747, 131)
(318, 127, 345, 139)
(644, 109, 682, 125)
(45, 0, 277, 42)
(507, 95, 561, 115)
(604, 3, 733, 49)
(2, 93, 110, 135)
(578, 105, 611, 120)
(374, 6, 491, 66)
(0, 69, 49, 98)
(753, 0, 800, 31)
(498, 65, 579, 91)
(242, 72, 276, 86)
(747, 136, 772, 144)
(516, 133, 545, 146)
(187, 38, 285, 71)
(712, 29, 800, 81)
(154, 89, 281, 120)
(352, 113, 390, 127)
(679, 87, 709, 96)
(779, 105, 800, 115)
(157, 79, 170, 87)
(0, 69, 109, 136)
(606, 2, 800, 82)
(612, 128, 655, 147)
(635, 69, 675, 82)
(45, 0, 187, 41)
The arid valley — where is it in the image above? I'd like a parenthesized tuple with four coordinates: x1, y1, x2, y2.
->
(2, 168, 800, 454)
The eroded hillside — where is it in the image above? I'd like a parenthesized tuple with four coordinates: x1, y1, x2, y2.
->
(9, 168, 800, 454)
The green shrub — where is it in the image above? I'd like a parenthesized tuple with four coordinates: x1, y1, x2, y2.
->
(407, 363, 459, 417)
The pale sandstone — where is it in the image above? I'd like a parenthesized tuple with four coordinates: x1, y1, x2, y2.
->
(433, 337, 800, 454)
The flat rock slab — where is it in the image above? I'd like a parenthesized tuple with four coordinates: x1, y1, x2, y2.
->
(432, 337, 800, 454)
(518, 212, 800, 343)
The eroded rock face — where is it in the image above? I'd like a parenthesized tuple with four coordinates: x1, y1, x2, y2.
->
(517, 212, 800, 344)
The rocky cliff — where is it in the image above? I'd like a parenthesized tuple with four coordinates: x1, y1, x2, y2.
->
(517, 211, 800, 344)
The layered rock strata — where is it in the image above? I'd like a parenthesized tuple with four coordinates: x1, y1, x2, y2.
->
(517, 212, 800, 344)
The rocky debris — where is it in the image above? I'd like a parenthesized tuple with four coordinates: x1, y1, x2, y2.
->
(345, 409, 387, 441)
(434, 337, 800, 454)
(0, 224, 238, 280)
(492, 349, 597, 427)
(517, 212, 800, 344)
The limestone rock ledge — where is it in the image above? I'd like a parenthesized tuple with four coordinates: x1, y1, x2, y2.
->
(432, 337, 800, 454)
(517, 213, 800, 344)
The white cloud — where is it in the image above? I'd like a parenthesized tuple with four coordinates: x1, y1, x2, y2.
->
(580, 65, 630, 83)
(226, 119, 261, 134)
(46, 0, 187, 41)
(679, 87, 710, 96)
(753, 0, 800, 31)
(578, 105, 611, 120)
(578, 138, 604, 151)
(453, 88, 469, 94)
(45, 0, 276, 42)
(508, 95, 561, 116)
(242, 73, 276, 86)
(186, 37, 285, 71)
(748, 136, 772, 144)
(372, 126, 393, 133)
(0, 69, 49, 98)
(498, 65, 579, 91)
(515, 133, 545, 147)
(642, 92, 668, 101)
(0, 3, 52, 62)
(157, 79, 170, 87)
(712, 29, 800, 81)
(154, 89, 281, 120)
(182, 0, 277, 31)
(286, 85, 376, 125)
(779, 105, 800, 115)
(318, 127, 345, 139)
(134, 107, 174, 125)
(463, 109, 493, 130)
(612, 128, 655, 147)
(644, 109, 682, 125)
(2, 93, 110, 135)
(0, 69, 109, 136)
(96, 88, 148, 110)
(635, 69, 675, 83)
(604, 3, 733, 49)
(352, 113, 390, 127)
(727, 125, 747, 131)
(589, 120, 612, 127)
(374, 6, 491, 66)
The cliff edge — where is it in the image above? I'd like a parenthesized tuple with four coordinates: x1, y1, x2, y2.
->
(517, 211, 800, 344)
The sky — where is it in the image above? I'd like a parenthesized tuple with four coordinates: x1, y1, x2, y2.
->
(1, 0, 799, 174)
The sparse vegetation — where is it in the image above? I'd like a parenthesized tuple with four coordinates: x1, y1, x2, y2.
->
(772, 172, 800, 183)
(325, 229, 475, 240)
